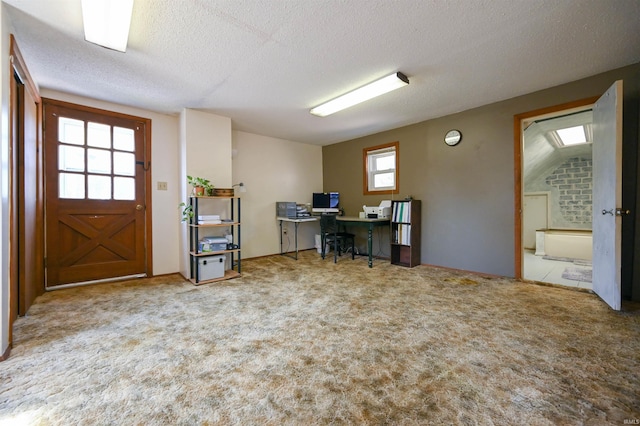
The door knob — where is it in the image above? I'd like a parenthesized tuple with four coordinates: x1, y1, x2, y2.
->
(602, 209, 613, 216)
(136, 204, 144, 211)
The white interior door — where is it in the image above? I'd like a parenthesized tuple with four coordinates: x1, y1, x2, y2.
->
(592, 80, 623, 310)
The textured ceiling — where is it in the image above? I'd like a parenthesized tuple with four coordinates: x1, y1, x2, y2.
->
(4, 0, 640, 146)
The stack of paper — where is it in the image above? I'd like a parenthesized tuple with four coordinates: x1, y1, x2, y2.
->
(198, 214, 221, 225)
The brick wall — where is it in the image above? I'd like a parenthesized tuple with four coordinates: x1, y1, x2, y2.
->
(545, 156, 592, 227)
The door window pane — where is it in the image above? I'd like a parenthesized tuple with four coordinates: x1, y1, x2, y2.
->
(56, 116, 139, 202)
(58, 117, 84, 145)
(114, 152, 135, 176)
(113, 127, 134, 152)
(59, 173, 85, 199)
(87, 122, 111, 148)
(114, 177, 135, 200)
(59, 145, 85, 172)
(88, 175, 111, 199)
(87, 148, 111, 174)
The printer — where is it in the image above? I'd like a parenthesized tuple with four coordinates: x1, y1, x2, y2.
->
(362, 200, 392, 219)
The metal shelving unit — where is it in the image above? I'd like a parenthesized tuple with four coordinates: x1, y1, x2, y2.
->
(188, 195, 241, 284)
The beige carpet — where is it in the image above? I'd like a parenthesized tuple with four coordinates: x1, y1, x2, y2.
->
(1, 251, 639, 425)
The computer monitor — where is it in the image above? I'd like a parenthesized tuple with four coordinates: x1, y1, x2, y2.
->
(312, 192, 339, 213)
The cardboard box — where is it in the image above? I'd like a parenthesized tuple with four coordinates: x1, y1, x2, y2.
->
(198, 255, 226, 281)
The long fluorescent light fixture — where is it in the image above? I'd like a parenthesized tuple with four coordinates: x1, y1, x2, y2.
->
(81, 0, 134, 52)
(310, 72, 409, 117)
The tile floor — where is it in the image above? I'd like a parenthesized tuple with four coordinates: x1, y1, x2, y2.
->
(523, 249, 593, 290)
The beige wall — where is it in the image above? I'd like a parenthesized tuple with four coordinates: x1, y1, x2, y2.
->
(232, 130, 323, 259)
(182, 109, 232, 188)
(323, 63, 640, 284)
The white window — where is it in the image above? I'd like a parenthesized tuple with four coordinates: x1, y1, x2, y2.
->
(364, 142, 399, 194)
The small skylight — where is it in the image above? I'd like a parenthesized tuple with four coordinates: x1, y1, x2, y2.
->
(556, 125, 587, 146)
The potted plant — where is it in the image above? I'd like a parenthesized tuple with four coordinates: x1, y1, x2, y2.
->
(187, 175, 214, 196)
(178, 202, 194, 222)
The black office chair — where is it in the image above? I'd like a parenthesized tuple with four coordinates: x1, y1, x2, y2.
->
(320, 214, 355, 263)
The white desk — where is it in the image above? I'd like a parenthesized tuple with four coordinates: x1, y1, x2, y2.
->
(277, 216, 318, 259)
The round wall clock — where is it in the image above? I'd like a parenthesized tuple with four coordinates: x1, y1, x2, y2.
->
(444, 129, 462, 146)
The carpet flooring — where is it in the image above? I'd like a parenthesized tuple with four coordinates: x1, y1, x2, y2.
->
(1, 251, 639, 425)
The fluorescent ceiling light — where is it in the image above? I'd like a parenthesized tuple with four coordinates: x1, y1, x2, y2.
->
(556, 125, 588, 146)
(81, 0, 134, 52)
(310, 72, 409, 117)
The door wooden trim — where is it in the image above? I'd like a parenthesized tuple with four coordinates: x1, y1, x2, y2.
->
(42, 98, 153, 281)
(513, 97, 599, 279)
(10, 35, 40, 104)
(8, 35, 43, 346)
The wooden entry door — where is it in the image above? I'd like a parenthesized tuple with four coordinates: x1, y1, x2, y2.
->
(44, 100, 151, 288)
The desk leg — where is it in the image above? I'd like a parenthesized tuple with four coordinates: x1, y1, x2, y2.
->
(294, 222, 299, 260)
(367, 225, 373, 268)
(280, 220, 301, 260)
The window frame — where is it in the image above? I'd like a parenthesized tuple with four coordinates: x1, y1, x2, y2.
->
(362, 141, 399, 195)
